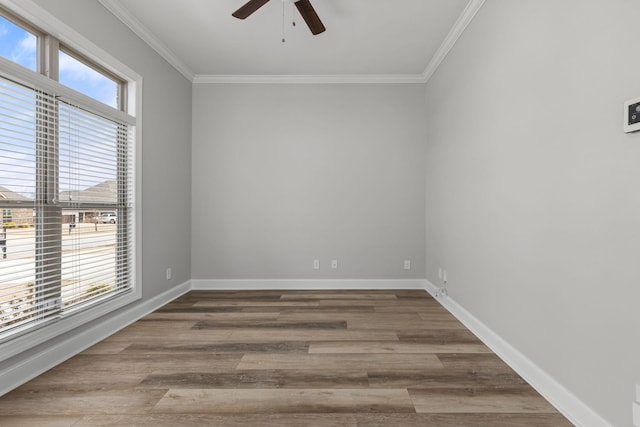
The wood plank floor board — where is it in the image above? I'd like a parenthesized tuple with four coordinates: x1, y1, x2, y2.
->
(103, 327, 399, 345)
(0, 290, 571, 425)
(0, 389, 168, 416)
(111, 319, 198, 332)
(373, 305, 450, 311)
(141, 312, 281, 321)
(6, 369, 149, 393)
(102, 329, 236, 343)
(236, 353, 444, 370)
(138, 370, 370, 389)
(74, 413, 359, 426)
(155, 306, 246, 313)
(348, 318, 467, 330)
(223, 329, 400, 342)
(397, 329, 484, 344)
(280, 292, 398, 300)
(192, 320, 348, 330)
(367, 369, 529, 389)
(178, 291, 285, 300)
(0, 416, 82, 427)
(409, 387, 558, 414)
(123, 341, 310, 354)
(277, 306, 377, 314)
(152, 389, 415, 414)
(436, 353, 519, 372)
(193, 300, 320, 308)
(47, 353, 243, 374)
(315, 299, 438, 307)
(355, 413, 574, 427)
(308, 341, 492, 354)
(277, 312, 425, 322)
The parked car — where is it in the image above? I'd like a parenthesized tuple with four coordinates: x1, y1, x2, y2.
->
(96, 213, 117, 224)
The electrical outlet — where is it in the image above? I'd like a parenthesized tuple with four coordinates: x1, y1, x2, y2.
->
(313, 259, 320, 270)
(331, 259, 338, 269)
(166, 267, 172, 281)
(436, 268, 449, 298)
(404, 260, 411, 270)
(625, 96, 640, 133)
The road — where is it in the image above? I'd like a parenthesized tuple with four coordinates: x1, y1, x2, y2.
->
(1, 223, 118, 298)
(1, 223, 116, 260)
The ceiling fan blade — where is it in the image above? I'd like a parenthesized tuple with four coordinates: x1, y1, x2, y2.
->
(294, 0, 326, 35)
(232, 0, 271, 19)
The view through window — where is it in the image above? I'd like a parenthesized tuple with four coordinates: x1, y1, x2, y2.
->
(0, 12, 135, 340)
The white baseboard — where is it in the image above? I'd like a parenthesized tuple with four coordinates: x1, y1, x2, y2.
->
(423, 280, 611, 427)
(0, 280, 191, 397)
(191, 279, 428, 291)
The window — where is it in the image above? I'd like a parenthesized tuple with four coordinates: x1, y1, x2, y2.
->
(59, 48, 120, 109)
(0, 14, 37, 72)
(0, 8, 137, 348)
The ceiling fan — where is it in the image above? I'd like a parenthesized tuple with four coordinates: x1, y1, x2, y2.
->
(232, 0, 326, 35)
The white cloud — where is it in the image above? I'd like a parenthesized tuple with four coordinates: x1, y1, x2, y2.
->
(59, 53, 105, 83)
(19, 34, 36, 51)
(11, 33, 37, 68)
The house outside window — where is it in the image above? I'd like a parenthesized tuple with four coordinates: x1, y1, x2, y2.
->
(0, 7, 139, 351)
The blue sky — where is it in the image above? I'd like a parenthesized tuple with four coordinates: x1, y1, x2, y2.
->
(0, 15, 117, 108)
(1, 16, 119, 197)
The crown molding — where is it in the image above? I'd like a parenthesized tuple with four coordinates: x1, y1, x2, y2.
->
(98, 0, 484, 85)
(97, 0, 195, 81)
(193, 74, 427, 85)
(422, 0, 486, 83)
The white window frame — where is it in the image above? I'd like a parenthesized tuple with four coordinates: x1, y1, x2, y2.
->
(0, 0, 142, 362)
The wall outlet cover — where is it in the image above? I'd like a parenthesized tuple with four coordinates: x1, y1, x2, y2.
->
(624, 97, 640, 133)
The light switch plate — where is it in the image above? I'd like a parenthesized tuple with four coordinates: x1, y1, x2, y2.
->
(624, 97, 640, 133)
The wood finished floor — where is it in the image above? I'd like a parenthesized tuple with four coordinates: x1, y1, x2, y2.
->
(0, 290, 573, 426)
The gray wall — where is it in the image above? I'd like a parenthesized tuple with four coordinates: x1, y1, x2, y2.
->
(424, 1, 640, 425)
(192, 84, 426, 280)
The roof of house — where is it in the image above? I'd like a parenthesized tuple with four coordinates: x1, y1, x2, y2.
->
(59, 180, 117, 205)
(0, 185, 32, 203)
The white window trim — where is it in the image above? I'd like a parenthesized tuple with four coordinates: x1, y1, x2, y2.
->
(0, 0, 142, 362)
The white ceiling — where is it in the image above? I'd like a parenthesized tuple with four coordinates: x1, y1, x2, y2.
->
(98, 0, 484, 83)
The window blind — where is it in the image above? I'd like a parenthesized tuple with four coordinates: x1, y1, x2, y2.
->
(0, 71, 134, 340)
